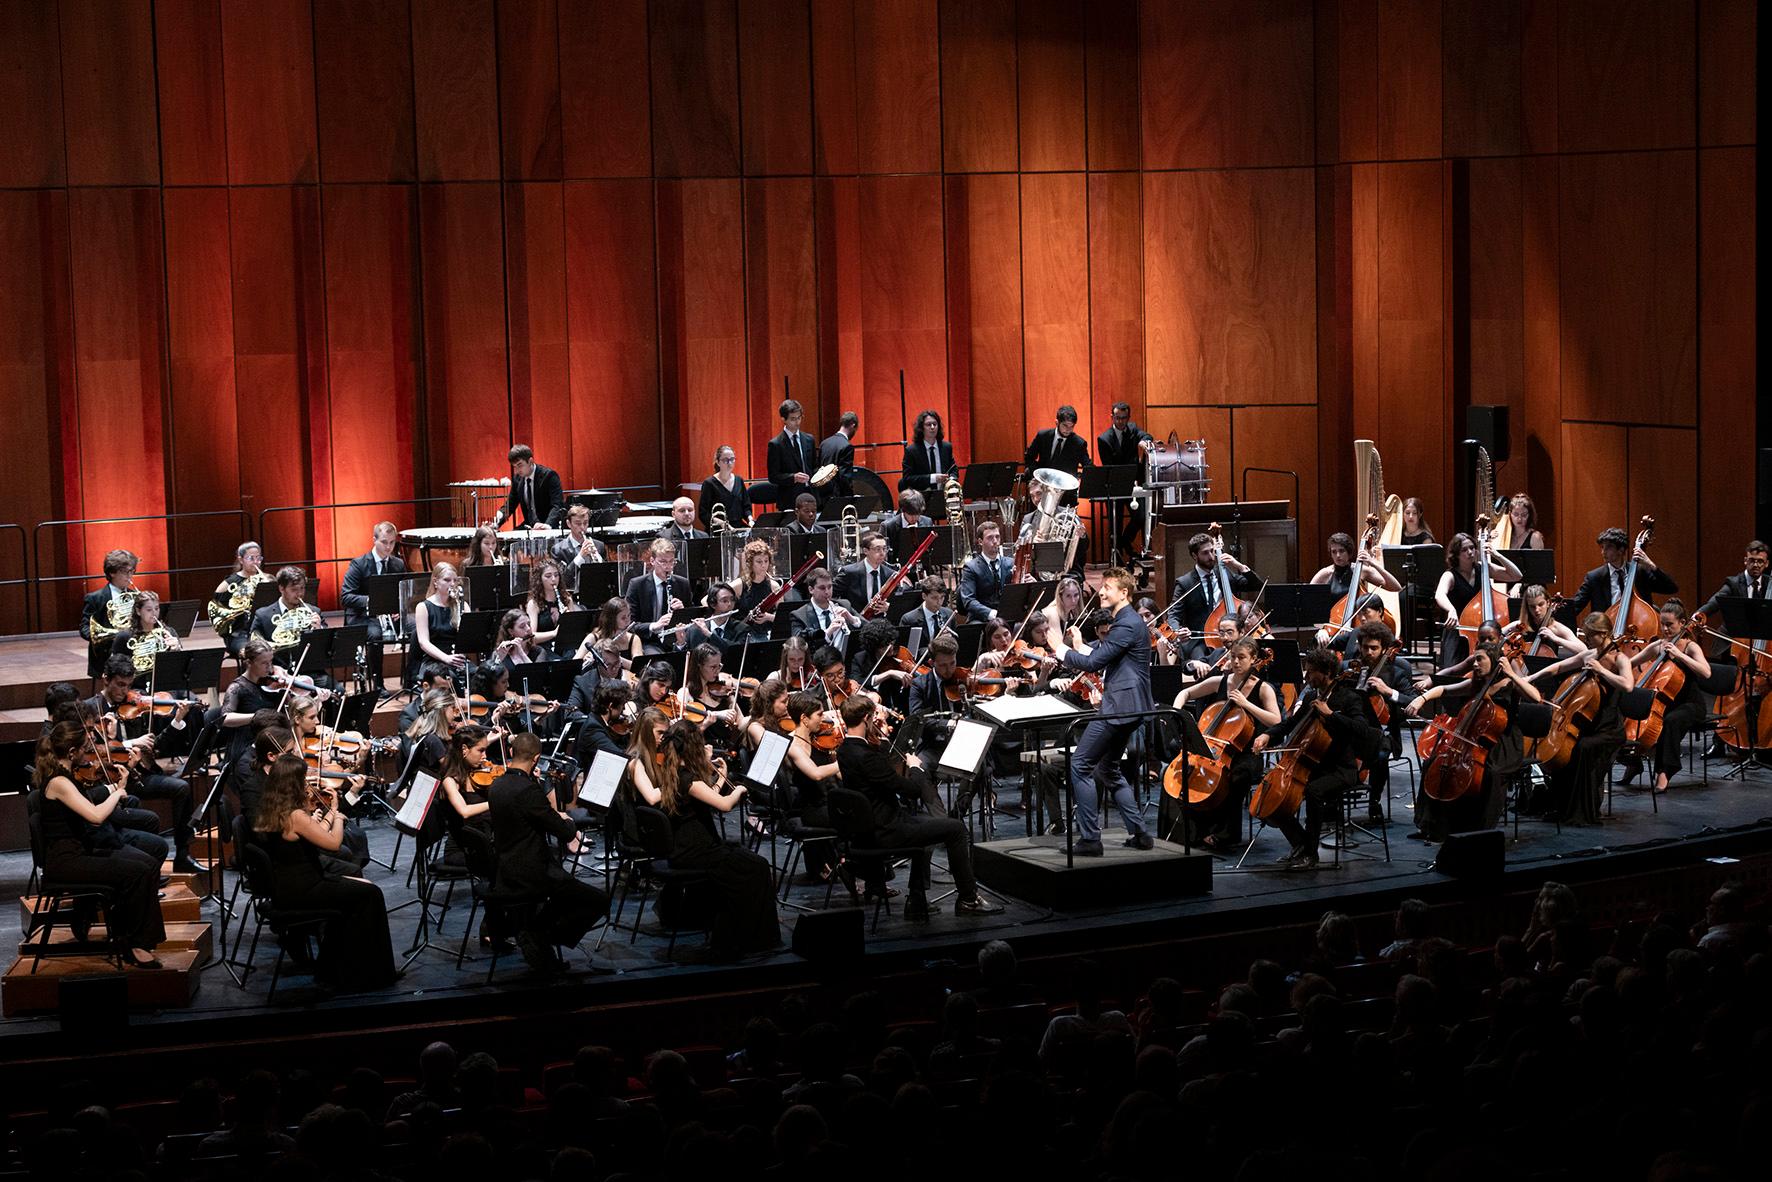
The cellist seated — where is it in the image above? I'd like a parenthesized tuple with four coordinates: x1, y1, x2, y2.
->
(1249, 646, 1370, 869)
(1617, 598, 1710, 795)
(1166, 639, 1281, 850)
(1405, 639, 1540, 841)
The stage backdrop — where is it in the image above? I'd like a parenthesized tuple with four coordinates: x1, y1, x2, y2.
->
(0, 0, 1756, 632)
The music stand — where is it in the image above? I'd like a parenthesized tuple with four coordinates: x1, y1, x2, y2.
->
(363, 572, 410, 629)
(1381, 545, 1444, 595)
(950, 623, 985, 666)
(1716, 596, 1772, 776)
(818, 495, 869, 524)
(454, 610, 500, 658)
(961, 461, 1018, 500)
(997, 579, 1057, 625)
(1262, 584, 1338, 636)
(251, 581, 280, 612)
(1259, 637, 1303, 687)
(159, 599, 202, 638)
(895, 525, 957, 568)
(1150, 663, 1184, 706)
(1499, 549, 1556, 588)
(465, 565, 513, 612)
(1031, 540, 1069, 578)
(570, 491, 623, 526)
(1154, 706, 1210, 848)
(334, 691, 378, 735)
(732, 638, 785, 682)
(553, 609, 595, 658)
(567, 563, 618, 607)
(785, 532, 830, 580)
(650, 647, 692, 689)
(678, 537, 721, 584)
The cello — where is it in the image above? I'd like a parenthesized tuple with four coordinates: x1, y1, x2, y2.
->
(1603, 516, 1659, 652)
(1164, 647, 1273, 807)
(1455, 513, 1511, 643)
(1418, 635, 1524, 802)
(1201, 523, 1245, 648)
(1326, 514, 1397, 639)
(1249, 667, 1357, 822)
(1623, 610, 1705, 752)
(1525, 635, 1624, 769)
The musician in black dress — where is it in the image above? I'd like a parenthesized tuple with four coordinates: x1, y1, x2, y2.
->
(90, 656, 198, 872)
(252, 751, 396, 992)
(412, 562, 467, 676)
(1618, 598, 1711, 794)
(699, 444, 755, 531)
(1400, 497, 1436, 546)
(489, 733, 610, 972)
(220, 638, 285, 766)
(1310, 531, 1403, 646)
(1250, 646, 1370, 869)
(1433, 532, 1523, 668)
(1169, 639, 1281, 850)
(1531, 613, 1634, 826)
(32, 720, 168, 967)
(1405, 640, 1540, 840)
(648, 721, 781, 957)
(1565, 526, 1677, 616)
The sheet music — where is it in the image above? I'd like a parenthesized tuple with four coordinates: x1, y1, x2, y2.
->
(938, 717, 995, 777)
(972, 693, 1085, 726)
(578, 749, 627, 808)
(745, 730, 790, 788)
(396, 772, 438, 831)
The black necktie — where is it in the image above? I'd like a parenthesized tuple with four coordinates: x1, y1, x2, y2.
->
(871, 569, 881, 599)
(928, 445, 938, 476)
(375, 558, 383, 577)
(1754, 577, 1764, 601)
(819, 608, 829, 630)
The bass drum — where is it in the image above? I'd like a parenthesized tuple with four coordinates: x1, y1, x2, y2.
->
(849, 466, 894, 515)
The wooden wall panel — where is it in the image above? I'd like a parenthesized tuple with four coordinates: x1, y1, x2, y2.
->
(856, 0, 942, 174)
(1088, 172, 1143, 425)
(1519, 155, 1561, 547)
(162, 187, 241, 601)
(1558, 0, 1695, 153)
(1555, 421, 1627, 600)
(1376, 0, 1441, 160)
(815, 179, 863, 434)
(650, 0, 741, 178)
(564, 181, 661, 493)
(940, 0, 1019, 173)
(744, 179, 819, 478)
(1465, 159, 1526, 469)
(505, 184, 574, 488)
(657, 179, 748, 483)
(1021, 173, 1090, 435)
(1375, 162, 1445, 518)
(1084, 0, 1139, 170)
(810, 0, 860, 175)
(1520, 0, 1558, 155)
(1349, 164, 1379, 439)
(1442, 0, 1523, 158)
(1697, 148, 1756, 593)
(58, 0, 159, 186)
(498, 0, 564, 180)
(321, 185, 419, 569)
(1314, 166, 1356, 541)
(1627, 428, 1697, 603)
(1144, 168, 1317, 406)
(1327, 0, 1378, 165)
(1559, 152, 1697, 426)
(411, 0, 500, 181)
(229, 186, 329, 567)
(1699, 0, 1757, 147)
(1141, 0, 1313, 169)
(220, 0, 318, 185)
(859, 175, 948, 441)
(0, 3, 65, 188)
(560, 0, 651, 179)
(155, 0, 229, 186)
(943, 174, 1021, 466)
(419, 184, 510, 494)
(314, 0, 416, 183)
(739, 0, 812, 176)
(1018, 0, 1085, 171)
(69, 189, 169, 589)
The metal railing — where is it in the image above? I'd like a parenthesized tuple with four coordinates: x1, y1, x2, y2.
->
(0, 524, 31, 633)
(1242, 467, 1300, 512)
(255, 496, 456, 548)
(31, 509, 254, 631)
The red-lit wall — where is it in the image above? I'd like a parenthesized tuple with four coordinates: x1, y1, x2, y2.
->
(0, 0, 1756, 633)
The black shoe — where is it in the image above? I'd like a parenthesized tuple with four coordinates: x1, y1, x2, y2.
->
(172, 857, 203, 875)
(129, 950, 164, 970)
(904, 896, 931, 921)
(1703, 741, 1727, 761)
(1073, 840, 1105, 858)
(955, 896, 1005, 916)
(515, 931, 559, 973)
(1366, 807, 1385, 824)
(1287, 853, 1321, 871)
(1619, 761, 1641, 787)
(1044, 821, 1067, 837)
(1122, 832, 1154, 851)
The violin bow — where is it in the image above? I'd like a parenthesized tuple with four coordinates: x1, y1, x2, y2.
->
(275, 639, 313, 714)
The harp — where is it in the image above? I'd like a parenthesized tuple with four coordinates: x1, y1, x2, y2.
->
(1354, 440, 1405, 626)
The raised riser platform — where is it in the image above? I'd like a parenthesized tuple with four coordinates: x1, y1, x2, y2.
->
(2, 946, 204, 1016)
(18, 881, 203, 928)
(972, 834, 1213, 909)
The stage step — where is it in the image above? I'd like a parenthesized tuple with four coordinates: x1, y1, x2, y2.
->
(19, 920, 213, 963)
(973, 834, 1214, 910)
(1, 946, 203, 1016)
(18, 881, 204, 929)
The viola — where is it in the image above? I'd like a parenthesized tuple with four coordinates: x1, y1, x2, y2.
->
(1526, 635, 1623, 770)
(1064, 671, 1104, 707)
(1148, 616, 1188, 656)
(657, 696, 685, 721)
(72, 754, 129, 786)
(1623, 612, 1704, 752)
(1250, 668, 1359, 821)
(469, 762, 508, 788)
(811, 715, 846, 752)
(1601, 515, 1659, 652)
(468, 692, 555, 718)
(1164, 650, 1273, 807)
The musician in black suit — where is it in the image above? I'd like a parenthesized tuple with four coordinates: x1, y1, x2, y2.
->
(1024, 405, 1092, 506)
(834, 695, 1002, 918)
(624, 539, 694, 653)
(661, 497, 710, 541)
(341, 521, 407, 686)
(899, 410, 959, 518)
(789, 567, 862, 648)
(781, 492, 823, 535)
(572, 681, 633, 767)
(551, 503, 609, 567)
(881, 490, 929, 560)
(818, 411, 859, 499)
(1097, 402, 1153, 555)
(958, 520, 1015, 621)
(1565, 526, 1677, 617)
(1251, 646, 1372, 869)
(488, 733, 610, 972)
(835, 532, 898, 615)
(903, 576, 953, 641)
(491, 443, 564, 529)
(766, 399, 822, 507)
(1698, 539, 1770, 620)
(1167, 531, 1261, 663)
(80, 549, 139, 678)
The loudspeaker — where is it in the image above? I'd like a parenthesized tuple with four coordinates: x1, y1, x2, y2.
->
(58, 972, 129, 1040)
(791, 909, 863, 963)
(1433, 829, 1504, 879)
(1465, 405, 1510, 463)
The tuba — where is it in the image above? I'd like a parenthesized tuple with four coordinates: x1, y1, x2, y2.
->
(1028, 468, 1082, 576)
(944, 476, 965, 525)
(270, 602, 322, 648)
(839, 504, 861, 563)
(127, 624, 175, 673)
(709, 502, 729, 535)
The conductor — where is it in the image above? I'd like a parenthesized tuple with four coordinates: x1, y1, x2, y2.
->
(1047, 567, 1154, 855)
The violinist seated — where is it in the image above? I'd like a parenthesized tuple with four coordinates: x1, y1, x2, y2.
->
(778, 691, 843, 866)
(1137, 598, 1177, 668)
(253, 567, 331, 687)
(1168, 638, 1282, 851)
(1168, 530, 1261, 664)
(835, 533, 899, 618)
(51, 699, 170, 866)
(470, 661, 539, 735)
(1179, 613, 1251, 682)
(90, 656, 199, 873)
(1523, 612, 1635, 826)
(848, 619, 915, 705)
(1310, 531, 1402, 647)
(1617, 598, 1710, 794)
(790, 569, 863, 650)
(741, 678, 793, 752)
(285, 695, 371, 871)
(907, 635, 973, 809)
(1566, 526, 1677, 619)
(437, 724, 521, 877)
(401, 664, 457, 733)
(1249, 646, 1372, 869)
(574, 680, 636, 772)
(833, 695, 1003, 919)
(815, 644, 928, 823)
(1346, 622, 1414, 824)
(489, 732, 612, 974)
(677, 643, 747, 744)
(1404, 639, 1541, 840)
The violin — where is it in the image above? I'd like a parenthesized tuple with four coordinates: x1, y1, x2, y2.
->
(261, 670, 324, 694)
(941, 666, 974, 703)
(469, 762, 509, 788)
(811, 713, 846, 752)
(113, 692, 185, 721)
(467, 692, 555, 719)
(72, 750, 129, 786)
(1623, 611, 1704, 752)
(1148, 616, 1188, 656)
(1164, 648, 1273, 806)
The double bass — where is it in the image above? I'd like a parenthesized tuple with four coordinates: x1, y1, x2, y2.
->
(1326, 514, 1397, 638)
(1164, 648, 1272, 807)
(1201, 523, 1245, 648)
(1418, 635, 1525, 802)
(1249, 668, 1357, 821)
(1455, 513, 1511, 642)
(1525, 635, 1623, 769)
(1709, 621, 1772, 752)
(1603, 516, 1659, 651)
(1623, 611, 1705, 752)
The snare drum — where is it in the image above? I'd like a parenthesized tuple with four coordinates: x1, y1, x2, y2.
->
(399, 527, 477, 571)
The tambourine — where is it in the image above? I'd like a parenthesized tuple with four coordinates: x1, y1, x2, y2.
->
(809, 463, 839, 487)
